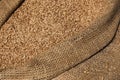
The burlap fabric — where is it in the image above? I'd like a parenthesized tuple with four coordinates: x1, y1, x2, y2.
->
(53, 21, 120, 80)
(0, 0, 24, 27)
(0, 0, 120, 80)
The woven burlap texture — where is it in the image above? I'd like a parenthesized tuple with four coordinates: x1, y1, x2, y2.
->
(0, 0, 120, 80)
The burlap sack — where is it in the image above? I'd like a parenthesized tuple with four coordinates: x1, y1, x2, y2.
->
(0, 0, 24, 27)
(0, 0, 120, 80)
(53, 21, 120, 80)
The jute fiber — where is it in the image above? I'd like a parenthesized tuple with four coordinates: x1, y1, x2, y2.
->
(0, 0, 120, 80)
(0, 0, 24, 27)
(53, 19, 120, 80)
